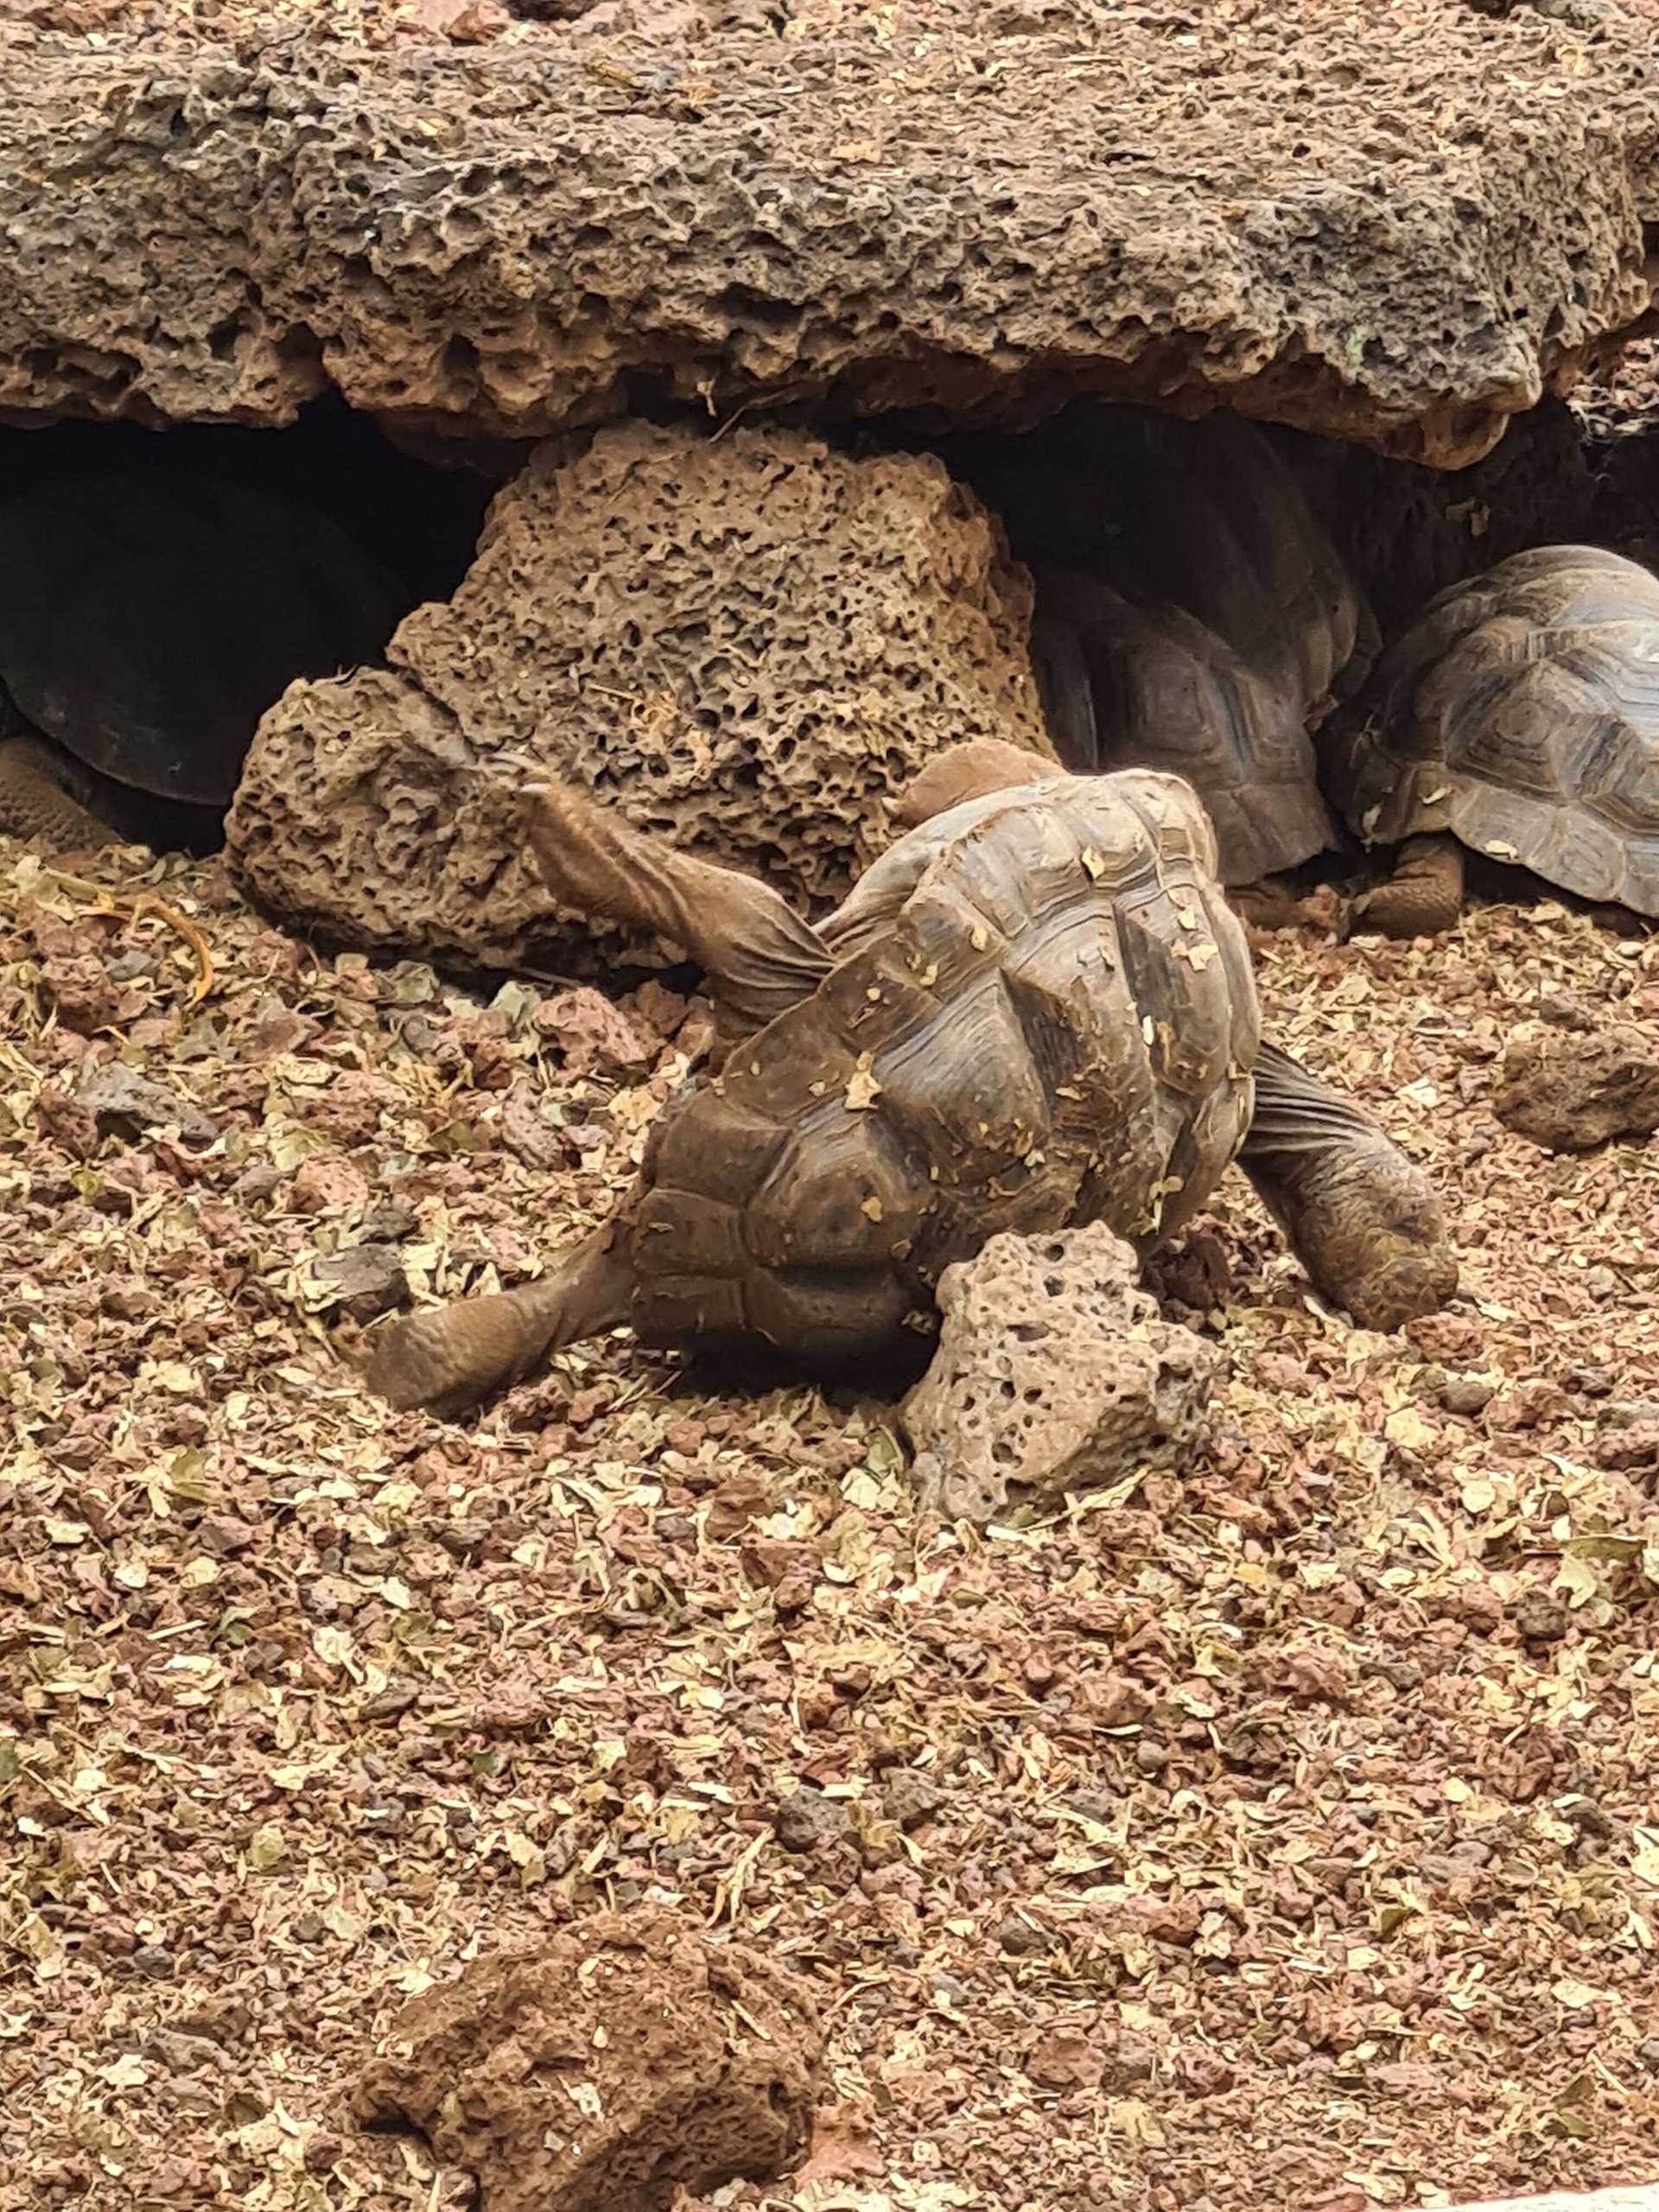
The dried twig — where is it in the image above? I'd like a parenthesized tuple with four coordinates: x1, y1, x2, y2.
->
(39, 866, 215, 1004)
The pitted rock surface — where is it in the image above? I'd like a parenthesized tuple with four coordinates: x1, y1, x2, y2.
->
(903, 1223, 1221, 1524)
(353, 1909, 821, 2212)
(0, 1, 1655, 459)
(226, 421, 1046, 964)
(1494, 1024, 1659, 1153)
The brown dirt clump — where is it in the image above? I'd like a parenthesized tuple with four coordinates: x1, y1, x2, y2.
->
(8, 830, 1659, 2211)
(226, 421, 1047, 966)
(1495, 1021, 1659, 1152)
(0, 2, 1654, 458)
(354, 1907, 821, 2210)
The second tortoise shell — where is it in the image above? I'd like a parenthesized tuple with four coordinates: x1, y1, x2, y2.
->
(1327, 543, 1659, 916)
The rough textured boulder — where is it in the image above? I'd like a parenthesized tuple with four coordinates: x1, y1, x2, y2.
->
(353, 1909, 822, 2212)
(226, 421, 1048, 966)
(903, 1224, 1221, 1523)
(1494, 1026, 1659, 1153)
(0, 1, 1655, 462)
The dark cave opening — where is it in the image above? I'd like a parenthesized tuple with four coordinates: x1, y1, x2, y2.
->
(0, 396, 503, 855)
(0, 369, 1652, 912)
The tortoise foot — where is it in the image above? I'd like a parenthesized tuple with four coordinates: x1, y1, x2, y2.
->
(1241, 1040, 1459, 1333)
(1230, 877, 1351, 936)
(363, 1235, 632, 1420)
(364, 1307, 497, 1420)
(0, 734, 118, 851)
(1351, 834, 1465, 940)
(364, 1290, 568, 1421)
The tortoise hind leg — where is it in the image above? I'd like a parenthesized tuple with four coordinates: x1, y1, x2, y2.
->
(0, 733, 117, 850)
(523, 775, 833, 1030)
(365, 1227, 633, 1419)
(1351, 834, 1465, 939)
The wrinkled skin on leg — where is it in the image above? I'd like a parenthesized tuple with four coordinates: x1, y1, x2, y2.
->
(522, 776, 832, 1033)
(364, 1227, 634, 1420)
(365, 777, 842, 1417)
(1227, 875, 1353, 934)
(0, 733, 117, 850)
(1351, 833, 1465, 939)
(1238, 1039, 1456, 1329)
(1225, 878, 1302, 931)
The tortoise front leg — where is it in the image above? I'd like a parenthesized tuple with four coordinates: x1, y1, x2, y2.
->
(1237, 1039, 1457, 1331)
(0, 733, 117, 850)
(365, 1226, 634, 1419)
(1351, 833, 1465, 939)
(523, 775, 833, 1031)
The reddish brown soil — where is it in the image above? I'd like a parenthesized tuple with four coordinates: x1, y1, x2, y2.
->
(5, 836, 1659, 2212)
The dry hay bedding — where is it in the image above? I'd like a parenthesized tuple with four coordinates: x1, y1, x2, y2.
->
(4, 836, 1659, 2212)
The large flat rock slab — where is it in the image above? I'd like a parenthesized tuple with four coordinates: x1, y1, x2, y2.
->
(0, 0, 1655, 461)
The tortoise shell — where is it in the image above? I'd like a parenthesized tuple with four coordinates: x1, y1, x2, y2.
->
(1030, 566, 1338, 888)
(963, 404, 1371, 880)
(614, 767, 1260, 1372)
(1325, 544, 1659, 913)
(1077, 408, 1370, 721)
(0, 469, 404, 805)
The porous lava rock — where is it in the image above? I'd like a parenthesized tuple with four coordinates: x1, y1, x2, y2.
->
(1494, 1024, 1659, 1153)
(226, 420, 1047, 966)
(0, 0, 1655, 462)
(903, 1222, 1220, 1523)
(353, 1909, 822, 2212)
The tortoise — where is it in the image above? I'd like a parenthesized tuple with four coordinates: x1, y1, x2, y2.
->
(956, 404, 1375, 892)
(1029, 567, 1340, 893)
(1324, 544, 1659, 937)
(365, 741, 1456, 1420)
(0, 467, 404, 849)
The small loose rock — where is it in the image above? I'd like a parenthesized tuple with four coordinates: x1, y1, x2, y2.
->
(773, 1789, 852, 1853)
(1513, 1591, 1570, 1644)
(1494, 1023, 1659, 1152)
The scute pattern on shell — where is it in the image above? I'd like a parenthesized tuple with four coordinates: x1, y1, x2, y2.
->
(958, 404, 1370, 882)
(1328, 544, 1659, 915)
(619, 768, 1259, 1370)
(1030, 569, 1338, 891)
(0, 469, 402, 804)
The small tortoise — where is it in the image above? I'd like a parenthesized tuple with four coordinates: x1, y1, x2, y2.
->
(960, 404, 1374, 892)
(1325, 544, 1659, 937)
(366, 742, 1455, 1419)
(0, 467, 403, 849)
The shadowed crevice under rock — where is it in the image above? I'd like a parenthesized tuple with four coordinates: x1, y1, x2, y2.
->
(0, 0, 1656, 459)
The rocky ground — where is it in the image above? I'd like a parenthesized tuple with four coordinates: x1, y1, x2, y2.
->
(4, 828, 1659, 2212)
